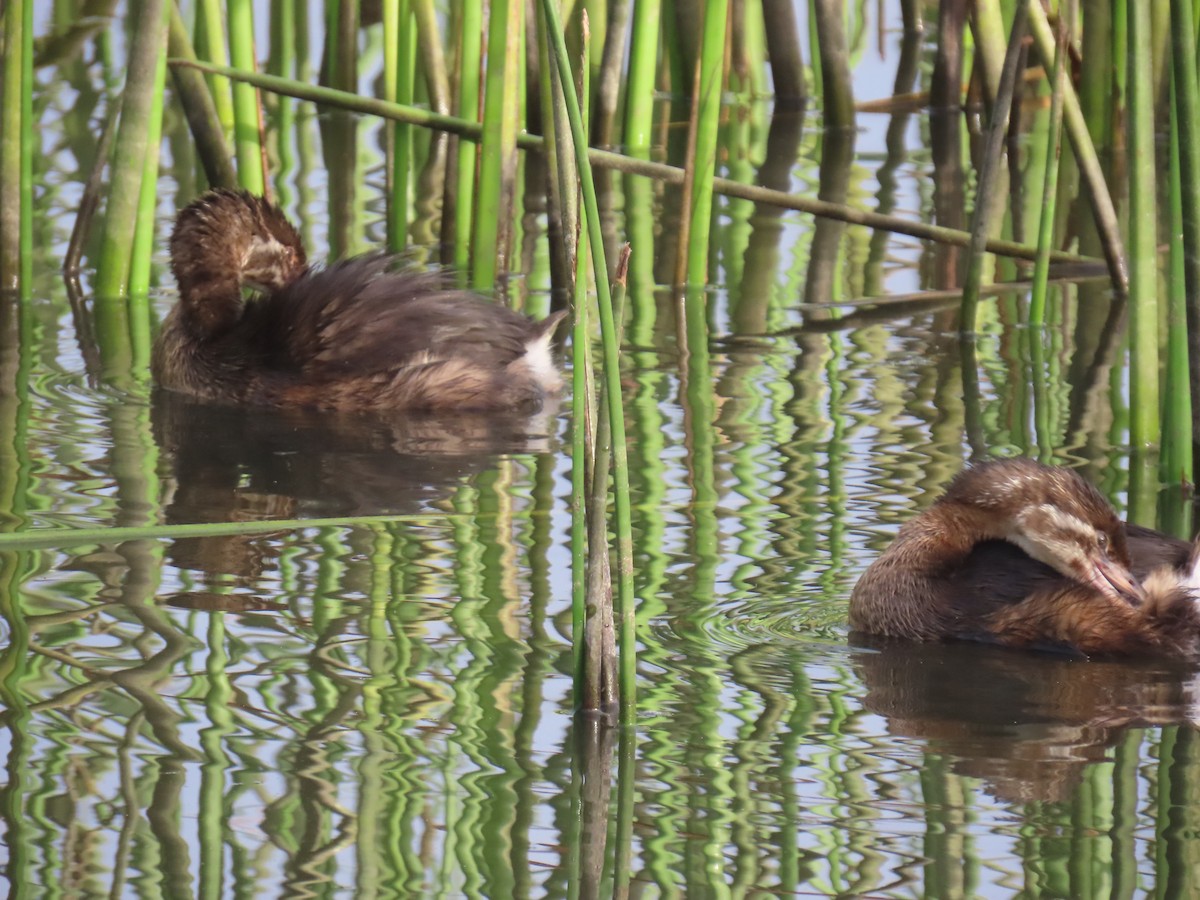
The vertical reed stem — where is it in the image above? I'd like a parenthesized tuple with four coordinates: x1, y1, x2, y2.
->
(1170, 0, 1200, 442)
(1031, 14, 1067, 323)
(227, 0, 265, 193)
(540, 0, 636, 722)
(95, 0, 168, 298)
(384, 0, 415, 250)
(1127, 0, 1161, 449)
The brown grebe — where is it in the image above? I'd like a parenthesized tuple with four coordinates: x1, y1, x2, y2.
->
(849, 458, 1200, 658)
(152, 189, 567, 411)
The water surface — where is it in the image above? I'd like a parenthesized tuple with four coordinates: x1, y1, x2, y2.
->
(5, 3, 1200, 897)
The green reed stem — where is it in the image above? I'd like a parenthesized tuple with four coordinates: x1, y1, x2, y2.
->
(174, 60, 1104, 267)
(624, 0, 661, 151)
(962, 0, 1027, 329)
(167, 2, 236, 188)
(561, 8, 616, 715)
(0, 512, 454, 551)
(1079, 0, 1114, 152)
(970, 0, 1006, 104)
(1029, 1, 1129, 294)
(1030, 16, 1067, 324)
(454, 1, 484, 277)
(95, 0, 168, 298)
(568, 14, 595, 706)
(570, 252, 590, 704)
(472, 0, 521, 289)
(412, 0, 450, 114)
(195, 0, 234, 132)
(17, 0, 31, 295)
(0, 0, 32, 294)
(1171, 0, 1200, 440)
(227, 0, 265, 193)
(681, 0, 728, 286)
(1166, 85, 1193, 484)
(384, 0, 415, 250)
(540, 0, 636, 722)
(129, 36, 169, 298)
(1127, 0, 1161, 449)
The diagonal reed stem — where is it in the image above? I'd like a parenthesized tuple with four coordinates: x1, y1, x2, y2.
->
(170, 60, 1102, 268)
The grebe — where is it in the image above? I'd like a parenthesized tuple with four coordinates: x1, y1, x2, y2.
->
(152, 189, 567, 411)
(849, 458, 1200, 657)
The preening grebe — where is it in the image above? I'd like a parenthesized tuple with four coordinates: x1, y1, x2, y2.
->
(849, 458, 1200, 658)
(152, 189, 567, 411)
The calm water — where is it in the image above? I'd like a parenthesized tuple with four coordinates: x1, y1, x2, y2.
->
(7, 3, 1200, 897)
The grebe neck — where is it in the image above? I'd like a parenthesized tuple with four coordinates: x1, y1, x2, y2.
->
(168, 189, 306, 341)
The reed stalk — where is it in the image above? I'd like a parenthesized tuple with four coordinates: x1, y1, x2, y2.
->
(173, 60, 1103, 267)
(812, 0, 854, 126)
(539, 0, 636, 721)
(16, 0, 31, 296)
(761, 0, 805, 108)
(0, 0, 32, 294)
(383, 0, 415, 250)
(453, 1, 484, 277)
(679, 0, 728, 286)
(0, 512, 448, 551)
(581, 250, 630, 717)
(324, 0, 358, 91)
(1030, 16, 1067, 324)
(195, 0, 234, 132)
(412, 0, 450, 115)
(1127, 0, 1161, 449)
(1166, 85, 1193, 483)
(1170, 0, 1200, 440)
(570, 243, 591, 705)
(472, 0, 522, 289)
(593, 0, 631, 146)
(623, 0, 661, 152)
(167, 2, 236, 188)
(129, 35, 169, 299)
(227, 0, 265, 193)
(538, 1, 578, 284)
(565, 12, 600, 707)
(564, 10, 617, 716)
(970, 0, 1006, 105)
(1079, 0, 1114, 152)
(962, 0, 1028, 329)
(95, 0, 168, 298)
(1028, 1, 1129, 294)
(65, 96, 122, 276)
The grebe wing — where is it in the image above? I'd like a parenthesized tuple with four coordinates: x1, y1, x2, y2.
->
(256, 256, 539, 375)
(1125, 523, 1192, 578)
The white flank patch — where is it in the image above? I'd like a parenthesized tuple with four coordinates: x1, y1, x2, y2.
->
(1182, 548, 1200, 603)
(522, 331, 561, 390)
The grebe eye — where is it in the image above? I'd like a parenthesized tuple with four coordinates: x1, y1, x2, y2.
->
(1097, 533, 1109, 550)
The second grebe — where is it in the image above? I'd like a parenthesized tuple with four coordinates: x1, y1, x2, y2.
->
(849, 458, 1200, 657)
(152, 189, 567, 412)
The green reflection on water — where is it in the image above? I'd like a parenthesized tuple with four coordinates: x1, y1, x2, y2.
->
(8, 1, 1200, 896)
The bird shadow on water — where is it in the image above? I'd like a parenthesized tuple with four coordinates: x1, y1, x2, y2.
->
(150, 389, 561, 589)
(851, 636, 1200, 804)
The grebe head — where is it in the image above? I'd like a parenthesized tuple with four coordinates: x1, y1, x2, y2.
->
(168, 190, 307, 339)
(942, 458, 1143, 605)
